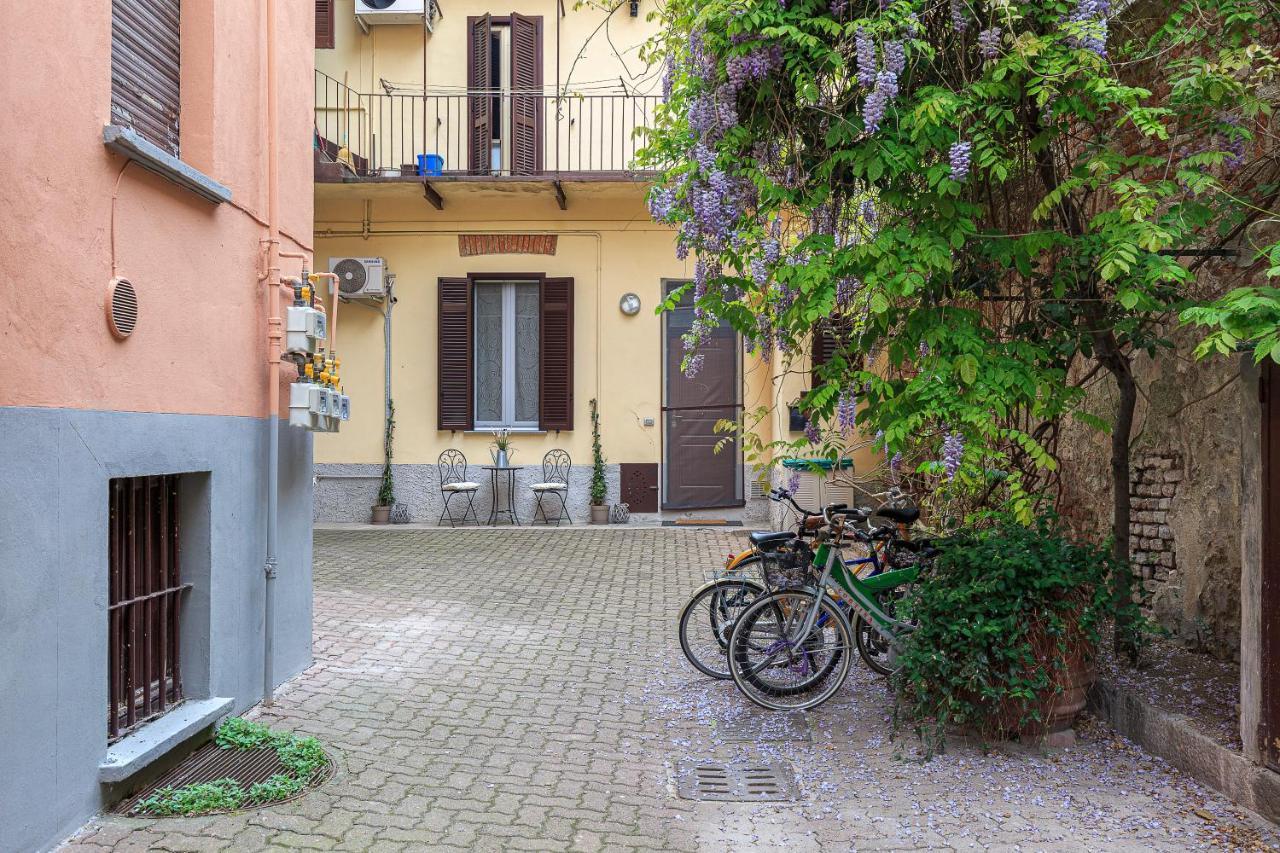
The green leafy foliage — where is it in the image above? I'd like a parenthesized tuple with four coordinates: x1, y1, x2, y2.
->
(130, 718, 327, 817)
(378, 399, 396, 506)
(589, 398, 607, 505)
(893, 517, 1140, 754)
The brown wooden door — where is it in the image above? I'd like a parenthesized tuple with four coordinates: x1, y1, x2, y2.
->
(1261, 359, 1280, 769)
(662, 282, 742, 510)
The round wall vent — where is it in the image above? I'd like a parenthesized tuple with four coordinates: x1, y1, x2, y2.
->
(106, 277, 138, 339)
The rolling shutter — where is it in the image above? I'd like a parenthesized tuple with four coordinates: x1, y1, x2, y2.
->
(315, 0, 335, 49)
(509, 13, 544, 175)
(467, 15, 493, 174)
(539, 277, 574, 431)
(111, 0, 181, 155)
(438, 277, 474, 431)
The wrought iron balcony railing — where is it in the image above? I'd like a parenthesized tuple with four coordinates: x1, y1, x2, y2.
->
(315, 71, 662, 181)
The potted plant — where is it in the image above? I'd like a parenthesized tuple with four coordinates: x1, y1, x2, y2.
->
(589, 399, 609, 524)
(491, 429, 514, 467)
(893, 515, 1137, 753)
(371, 400, 395, 524)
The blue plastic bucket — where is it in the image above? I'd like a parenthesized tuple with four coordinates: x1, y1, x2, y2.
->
(417, 154, 444, 176)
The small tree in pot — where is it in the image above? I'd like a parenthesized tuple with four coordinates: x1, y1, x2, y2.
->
(588, 399, 608, 524)
(371, 399, 395, 524)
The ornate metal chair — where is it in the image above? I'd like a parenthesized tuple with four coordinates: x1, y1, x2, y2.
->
(437, 449, 480, 527)
(530, 449, 572, 526)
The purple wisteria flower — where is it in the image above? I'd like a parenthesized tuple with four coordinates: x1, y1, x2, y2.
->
(941, 431, 964, 480)
(855, 28, 877, 87)
(883, 40, 906, 76)
(836, 277, 860, 307)
(836, 389, 857, 433)
(683, 353, 705, 378)
(1219, 113, 1246, 171)
(950, 0, 969, 32)
(1063, 0, 1110, 57)
(949, 140, 973, 182)
(918, 339, 930, 358)
(804, 418, 821, 444)
(978, 27, 1001, 59)
(750, 257, 769, 287)
(830, 0, 848, 16)
(863, 87, 889, 133)
(786, 471, 801, 494)
(860, 199, 877, 230)
(889, 451, 903, 473)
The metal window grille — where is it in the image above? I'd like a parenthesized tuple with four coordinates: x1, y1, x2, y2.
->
(108, 475, 190, 742)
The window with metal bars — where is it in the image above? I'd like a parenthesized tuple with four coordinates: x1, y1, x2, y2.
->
(108, 475, 191, 742)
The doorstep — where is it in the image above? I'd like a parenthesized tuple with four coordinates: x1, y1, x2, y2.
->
(1089, 679, 1280, 823)
(99, 697, 234, 783)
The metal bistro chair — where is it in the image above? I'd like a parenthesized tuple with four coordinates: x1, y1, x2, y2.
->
(437, 449, 481, 527)
(530, 449, 573, 526)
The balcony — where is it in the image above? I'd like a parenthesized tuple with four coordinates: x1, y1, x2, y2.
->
(314, 72, 662, 207)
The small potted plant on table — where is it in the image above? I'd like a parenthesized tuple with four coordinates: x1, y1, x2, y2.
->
(491, 429, 515, 467)
(589, 399, 609, 524)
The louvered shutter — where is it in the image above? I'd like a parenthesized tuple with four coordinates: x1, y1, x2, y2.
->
(438, 277, 474, 431)
(811, 319, 852, 388)
(509, 13, 544, 175)
(539, 277, 574, 431)
(111, 0, 181, 155)
(467, 15, 493, 174)
(315, 0, 335, 49)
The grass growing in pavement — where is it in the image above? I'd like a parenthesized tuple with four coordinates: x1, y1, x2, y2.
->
(131, 717, 327, 816)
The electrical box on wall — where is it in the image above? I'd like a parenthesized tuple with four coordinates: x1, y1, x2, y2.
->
(289, 381, 350, 432)
(285, 306, 327, 355)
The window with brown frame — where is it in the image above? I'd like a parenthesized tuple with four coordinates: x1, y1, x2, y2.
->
(316, 0, 335, 49)
(108, 475, 190, 742)
(438, 274, 573, 431)
(467, 13, 544, 175)
(110, 0, 181, 155)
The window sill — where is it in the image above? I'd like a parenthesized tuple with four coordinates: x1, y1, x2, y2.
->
(103, 125, 232, 205)
(99, 696, 234, 783)
(464, 429, 547, 434)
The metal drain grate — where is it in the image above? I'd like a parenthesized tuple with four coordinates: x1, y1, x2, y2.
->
(675, 760, 798, 801)
(718, 712, 811, 743)
(113, 742, 331, 815)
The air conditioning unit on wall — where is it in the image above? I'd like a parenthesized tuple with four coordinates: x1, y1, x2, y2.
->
(355, 0, 430, 26)
(329, 257, 388, 299)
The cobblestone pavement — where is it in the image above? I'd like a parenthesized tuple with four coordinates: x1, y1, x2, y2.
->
(65, 529, 1278, 852)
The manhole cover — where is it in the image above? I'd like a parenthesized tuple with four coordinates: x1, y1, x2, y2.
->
(718, 712, 810, 743)
(113, 741, 331, 816)
(675, 760, 798, 801)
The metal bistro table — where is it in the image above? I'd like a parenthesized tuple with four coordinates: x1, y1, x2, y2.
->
(482, 465, 523, 525)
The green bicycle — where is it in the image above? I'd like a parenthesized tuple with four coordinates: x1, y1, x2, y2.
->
(726, 503, 925, 712)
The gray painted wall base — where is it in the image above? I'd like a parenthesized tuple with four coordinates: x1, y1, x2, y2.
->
(315, 462, 771, 527)
(0, 407, 313, 853)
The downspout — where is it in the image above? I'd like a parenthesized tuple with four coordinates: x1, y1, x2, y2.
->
(263, 0, 282, 706)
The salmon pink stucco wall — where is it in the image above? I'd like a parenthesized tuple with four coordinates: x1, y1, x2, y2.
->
(0, 1, 315, 418)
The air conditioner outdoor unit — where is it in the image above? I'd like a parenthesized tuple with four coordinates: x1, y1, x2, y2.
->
(329, 257, 388, 299)
(355, 0, 429, 26)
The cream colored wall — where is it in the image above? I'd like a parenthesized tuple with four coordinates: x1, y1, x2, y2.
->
(317, 0, 659, 96)
(314, 188, 775, 466)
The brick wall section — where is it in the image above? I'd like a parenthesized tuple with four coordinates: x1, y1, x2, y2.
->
(457, 234, 558, 256)
(1130, 452, 1182, 593)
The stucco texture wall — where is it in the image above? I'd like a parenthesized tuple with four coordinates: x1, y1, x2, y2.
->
(1058, 327, 1246, 660)
(0, 0, 314, 418)
(313, 188, 777, 470)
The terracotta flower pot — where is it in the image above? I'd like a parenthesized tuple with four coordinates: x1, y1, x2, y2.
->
(589, 504, 610, 525)
(370, 504, 391, 524)
(991, 625, 1097, 738)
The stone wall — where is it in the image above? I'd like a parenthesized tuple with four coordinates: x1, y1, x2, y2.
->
(1058, 327, 1245, 661)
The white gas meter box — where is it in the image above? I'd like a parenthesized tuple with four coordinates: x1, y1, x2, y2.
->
(289, 382, 318, 429)
(285, 306, 327, 355)
(339, 394, 351, 421)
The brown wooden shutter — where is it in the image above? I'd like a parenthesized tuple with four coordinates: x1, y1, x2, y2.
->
(315, 0, 335, 49)
(811, 318, 852, 388)
(467, 15, 493, 174)
(111, 0, 181, 155)
(539, 277, 574, 431)
(438, 277, 474, 431)
(509, 13, 544, 175)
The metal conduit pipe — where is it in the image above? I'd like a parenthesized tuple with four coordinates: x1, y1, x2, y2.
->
(263, 0, 282, 707)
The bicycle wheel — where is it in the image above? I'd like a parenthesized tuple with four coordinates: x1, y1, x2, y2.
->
(855, 589, 914, 676)
(728, 589, 853, 712)
(678, 576, 766, 679)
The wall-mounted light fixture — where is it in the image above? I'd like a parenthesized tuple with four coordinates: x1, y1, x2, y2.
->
(619, 293, 641, 316)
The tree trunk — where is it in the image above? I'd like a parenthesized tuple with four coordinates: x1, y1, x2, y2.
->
(1096, 333, 1140, 662)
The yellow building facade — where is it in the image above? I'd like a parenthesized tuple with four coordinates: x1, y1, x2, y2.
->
(311, 0, 854, 523)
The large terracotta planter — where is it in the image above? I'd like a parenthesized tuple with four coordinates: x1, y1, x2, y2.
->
(370, 504, 391, 524)
(589, 504, 610, 525)
(993, 627, 1097, 737)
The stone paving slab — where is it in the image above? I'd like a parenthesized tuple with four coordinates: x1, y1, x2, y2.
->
(62, 529, 1280, 852)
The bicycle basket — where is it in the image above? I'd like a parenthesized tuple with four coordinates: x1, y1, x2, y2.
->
(762, 542, 815, 588)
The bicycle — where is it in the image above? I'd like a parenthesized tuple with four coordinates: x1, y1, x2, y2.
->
(676, 489, 830, 679)
(726, 502, 930, 711)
